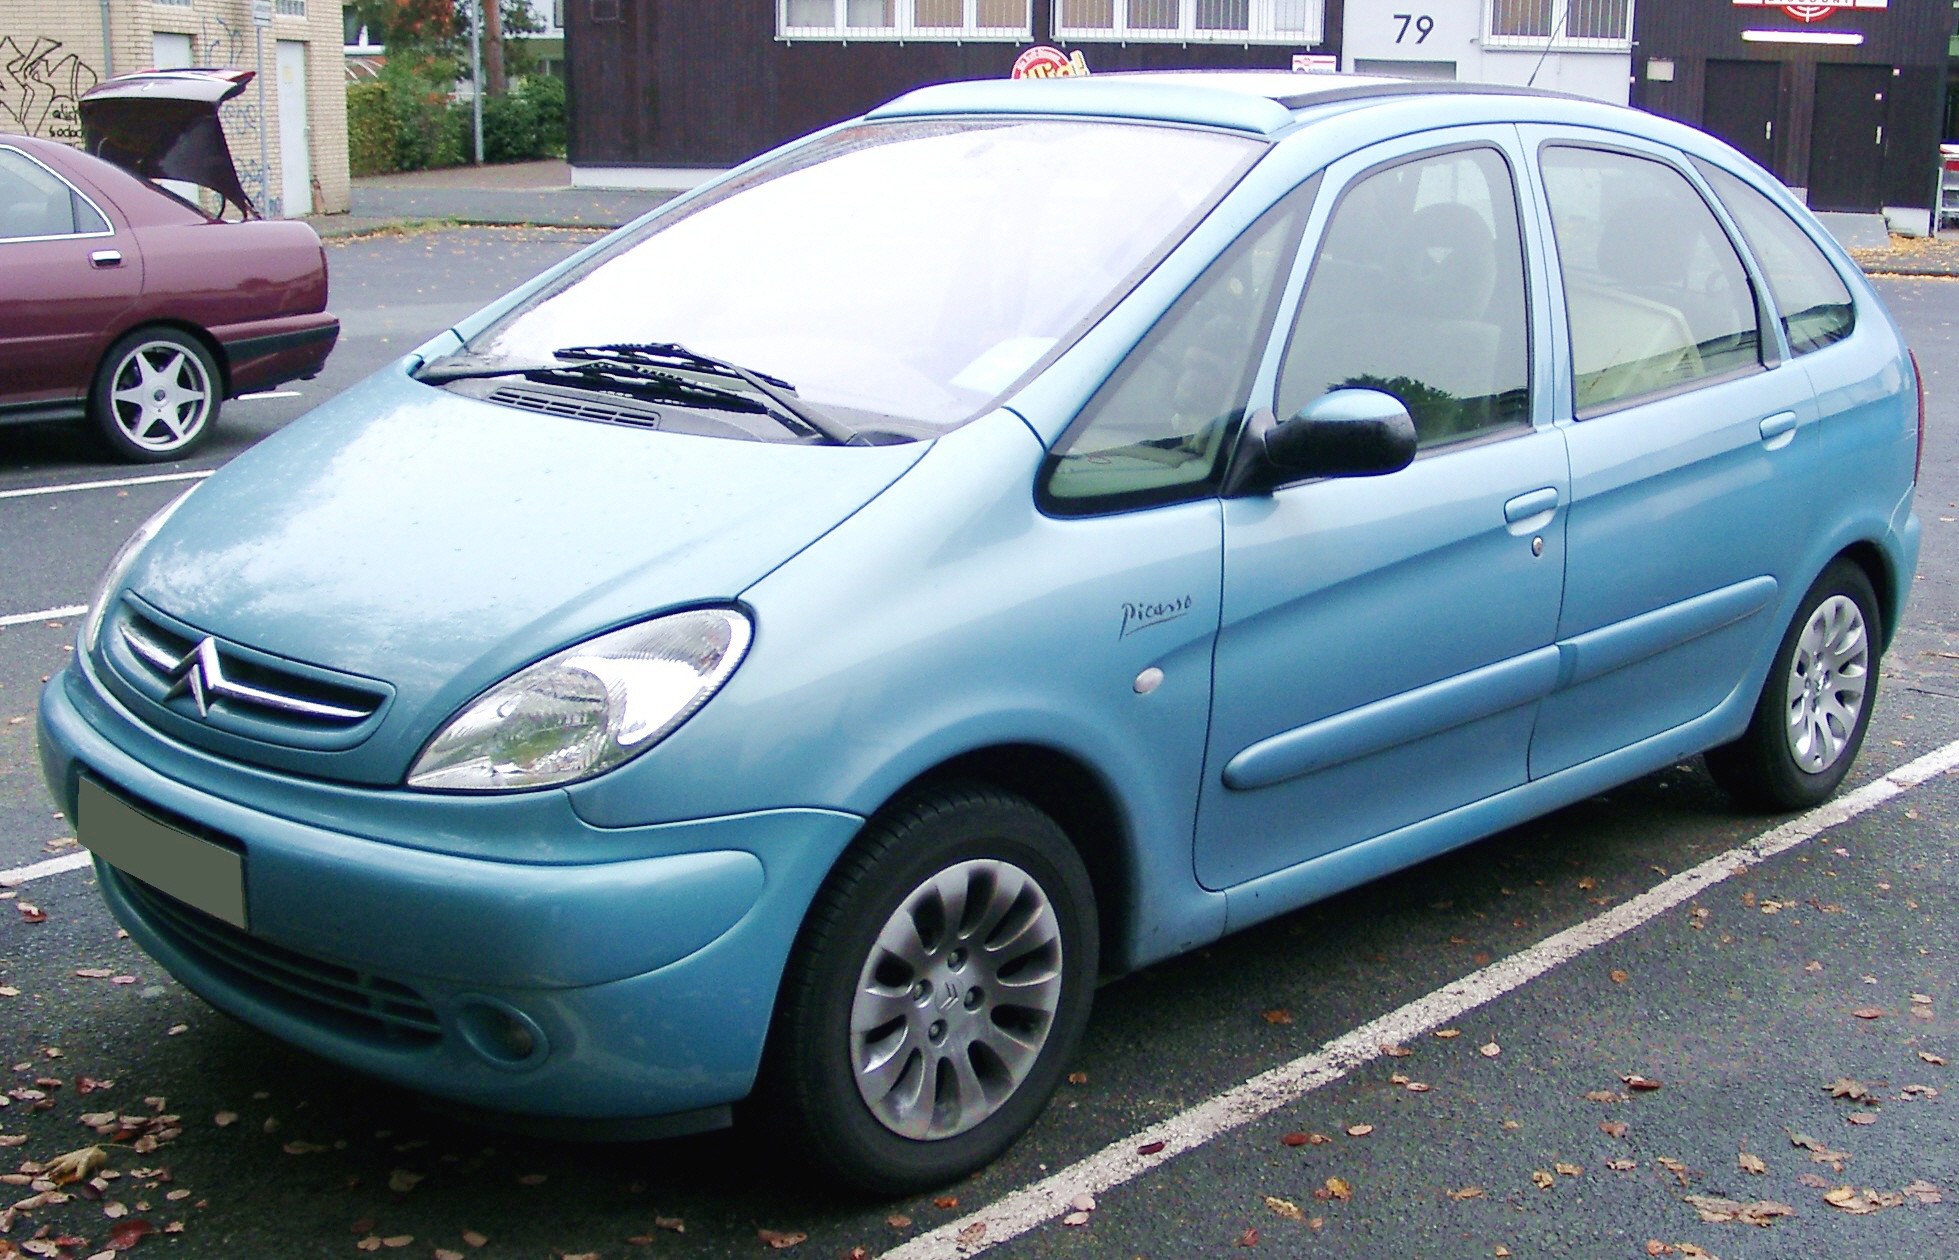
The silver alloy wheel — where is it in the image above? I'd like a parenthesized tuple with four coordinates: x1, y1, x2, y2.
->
(850, 858, 1065, 1141)
(1784, 593, 1870, 774)
(109, 340, 215, 453)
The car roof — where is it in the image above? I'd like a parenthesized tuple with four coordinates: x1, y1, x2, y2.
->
(867, 71, 1579, 137)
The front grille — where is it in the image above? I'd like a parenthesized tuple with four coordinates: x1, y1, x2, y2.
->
(116, 870, 442, 1047)
(108, 600, 389, 746)
(488, 384, 662, 428)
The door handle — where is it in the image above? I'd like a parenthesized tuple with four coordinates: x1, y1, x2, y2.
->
(89, 249, 122, 268)
(1503, 487, 1560, 525)
(1758, 411, 1798, 447)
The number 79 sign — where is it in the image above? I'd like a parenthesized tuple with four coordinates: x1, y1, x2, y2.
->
(1392, 13, 1434, 43)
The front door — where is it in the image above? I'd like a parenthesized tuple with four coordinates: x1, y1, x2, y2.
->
(1808, 64, 1888, 213)
(1196, 134, 1567, 891)
(276, 40, 310, 217)
(1703, 60, 1779, 171)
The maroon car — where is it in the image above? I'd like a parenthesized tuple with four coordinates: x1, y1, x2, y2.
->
(0, 68, 337, 462)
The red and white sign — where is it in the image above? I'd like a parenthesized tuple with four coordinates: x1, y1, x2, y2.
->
(1012, 46, 1090, 79)
(1733, 0, 1886, 23)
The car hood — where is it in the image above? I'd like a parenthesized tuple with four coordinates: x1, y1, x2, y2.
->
(116, 368, 928, 784)
(81, 68, 256, 218)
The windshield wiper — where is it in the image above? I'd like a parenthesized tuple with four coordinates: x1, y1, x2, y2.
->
(555, 343, 865, 446)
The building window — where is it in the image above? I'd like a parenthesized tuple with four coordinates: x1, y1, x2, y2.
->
(276, 0, 308, 16)
(780, 0, 1033, 39)
(1485, 0, 1630, 51)
(154, 0, 194, 8)
(1054, 0, 1324, 44)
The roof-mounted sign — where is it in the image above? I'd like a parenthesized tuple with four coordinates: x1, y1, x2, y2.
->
(1012, 46, 1090, 79)
(1733, 0, 1885, 22)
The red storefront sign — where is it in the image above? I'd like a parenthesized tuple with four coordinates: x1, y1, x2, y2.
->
(1733, 0, 1886, 24)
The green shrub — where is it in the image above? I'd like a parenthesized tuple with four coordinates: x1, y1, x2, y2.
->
(480, 88, 538, 164)
(346, 81, 396, 176)
(520, 74, 566, 157)
(379, 57, 466, 172)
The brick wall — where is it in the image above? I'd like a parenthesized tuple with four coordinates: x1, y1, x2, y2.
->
(1, 0, 349, 215)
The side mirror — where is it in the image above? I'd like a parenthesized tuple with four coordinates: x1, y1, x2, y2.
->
(1225, 389, 1417, 496)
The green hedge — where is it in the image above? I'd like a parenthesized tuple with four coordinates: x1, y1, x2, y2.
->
(344, 72, 566, 176)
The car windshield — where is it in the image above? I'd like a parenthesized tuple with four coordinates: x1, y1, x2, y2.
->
(444, 118, 1264, 432)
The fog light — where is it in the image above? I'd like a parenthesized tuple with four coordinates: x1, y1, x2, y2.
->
(455, 999, 548, 1070)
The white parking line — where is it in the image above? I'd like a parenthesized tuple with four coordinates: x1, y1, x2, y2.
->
(0, 470, 212, 501)
(0, 604, 87, 629)
(0, 851, 91, 887)
(888, 737, 1959, 1260)
(235, 390, 302, 401)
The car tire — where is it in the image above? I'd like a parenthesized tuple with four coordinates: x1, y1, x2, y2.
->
(1705, 559, 1881, 812)
(90, 328, 222, 463)
(765, 785, 1098, 1195)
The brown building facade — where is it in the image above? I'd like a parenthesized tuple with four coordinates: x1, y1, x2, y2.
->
(1630, 0, 1955, 220)
(565, 1, 1345, 186)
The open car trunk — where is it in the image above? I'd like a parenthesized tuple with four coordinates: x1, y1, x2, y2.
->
(80, 68, 257, 219)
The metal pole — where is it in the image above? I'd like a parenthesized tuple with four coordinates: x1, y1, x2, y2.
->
(255, 27, 270, 215)
(98, 0, 114, 75)
(471, 1, 484, 165)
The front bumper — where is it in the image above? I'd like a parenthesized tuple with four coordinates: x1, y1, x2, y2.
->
(39, 661, 863, 1124)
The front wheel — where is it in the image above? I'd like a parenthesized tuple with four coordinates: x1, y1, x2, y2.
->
(765, 786, 1098, 1195)
(90, 328, 222, 463)
(1706, 559, 1881, 811)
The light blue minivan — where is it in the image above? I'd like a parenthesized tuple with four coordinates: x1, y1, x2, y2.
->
(39, 73, 1921, 1192)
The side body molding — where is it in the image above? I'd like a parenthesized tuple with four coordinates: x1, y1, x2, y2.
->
(1554, 576, 1779, 689)
(1223, 646, 1563, 791)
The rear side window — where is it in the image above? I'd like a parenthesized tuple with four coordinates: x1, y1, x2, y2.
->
(1695, 160, 1855, 356)
(0, 148, 104, 239)
(1040, 183, 1314, 516)
(1541, 146, 1761, 414)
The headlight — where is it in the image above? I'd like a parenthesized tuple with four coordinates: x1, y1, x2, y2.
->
(83, 485, 200, 652)
(406, 608, 752, 791)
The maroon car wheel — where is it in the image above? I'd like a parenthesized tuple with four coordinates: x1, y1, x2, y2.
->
(90, 328, 221, 463)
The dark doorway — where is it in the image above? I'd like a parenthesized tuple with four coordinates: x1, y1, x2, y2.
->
(1809, 63, 1890, 212)
(1703, 60, 1779, 171)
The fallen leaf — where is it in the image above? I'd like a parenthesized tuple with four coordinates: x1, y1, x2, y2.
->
(436, 1253, 464, 1260)
(73, 970, 112, 980)
(104, 1218, 154, 1251)
(1381, 1044, 1413, 1058)
(1804, 961, 1823, 972)
(1826, 1078, 1875, 1103)
(652, 1218, 682, 1235)
(1068, 1194, 1095, 1214)
(1405, 1081, 1432, 1093)
(380, 1240, 412, 1252)
(1446, 1186, 1484, 1201)
(1646, 1244, 1674, 1257)
(1683, 1194, 1793, 1226)
(1555, 1162, 1582, 1177)
(1851, 1008, 1885, 1020)
(1846, 1113, 1877, 1126)
(1607, 1159, 1637, 1171)
(1918, 1052, 1946, 1066)
(1323, 1178, 1351, 1202)
(45, 1147, 107, 1186)
(1235, 1226, 1259, 1247)
(1261, 1009, 1293, 1025)
(1584, 1090, 1623, 1104)
(1061, 1211, 1091, 1227)
(1265, 1195, 1304, 1220)
(1494, 1249, 1511, 1258)
(1601, 1122, 1629, 1139)
(461, 1231, 489, 1248)
(1433, 1029, 1461, 1040)
(1623, 1075, 1663, 1091)
(356, 1240, 382, 1254)
(1797, 1173, 1831, 1189)
(1531, 1170, 1555, 1189)
(1137, 1140, 1166, 1156)
(1677, 1246, 1716, 1259)
(1656, 1158, 1691, 1186)
(1480, 1042, 1501, 1059)
(0, 987, 17, 998)
(515, 1174, 547, 1186)
(1280, 1132, 1310, 1147)
(757, 1229, 806, 1250)
(1345, 1124, 1373, 1138)
(932, 1196, 958, 1210)
(1739, 1153, 1767, 1175)
(387, 1169, 423, 1194)
(212, 1112, 236, 1128)
(1902, 1180, 1942, 1205)
(16, 905, 45, 924)
(1610, 970, 1630, 984)
(1066, 1072, 1088, 1085)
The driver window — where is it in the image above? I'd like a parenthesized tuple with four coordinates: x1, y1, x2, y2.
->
(1040, 184, 1312, 516)
(0, 149, 106, 240)
(1275, 147, 1531, 448)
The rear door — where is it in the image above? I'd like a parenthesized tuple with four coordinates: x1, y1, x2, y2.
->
(1520, 130, 1820, 777)
(1195, 130, 1568, 892)
(0, 146, 141, 409)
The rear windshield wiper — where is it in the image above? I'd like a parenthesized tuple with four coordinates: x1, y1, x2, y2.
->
(555, 343, 865, 446)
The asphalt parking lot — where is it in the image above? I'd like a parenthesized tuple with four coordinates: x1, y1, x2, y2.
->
(1, 230, 1956, 1259)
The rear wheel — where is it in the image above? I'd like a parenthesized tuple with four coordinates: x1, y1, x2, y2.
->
(765, 786, 1098, 1195)
(90, 328, 221, 463)
(1706, 559, 1880, 811)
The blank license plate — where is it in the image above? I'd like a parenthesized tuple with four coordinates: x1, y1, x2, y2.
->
(78, 777, 247, 930)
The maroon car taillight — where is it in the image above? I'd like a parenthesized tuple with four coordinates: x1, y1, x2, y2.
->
(1909, 347, 1926, 485)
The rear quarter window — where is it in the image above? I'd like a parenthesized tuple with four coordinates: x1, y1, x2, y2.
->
(1694, 159, 1855, 356)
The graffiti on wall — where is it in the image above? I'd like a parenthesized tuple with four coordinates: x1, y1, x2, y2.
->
(1, 36, 100, 141)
